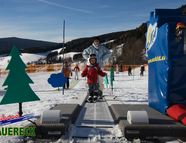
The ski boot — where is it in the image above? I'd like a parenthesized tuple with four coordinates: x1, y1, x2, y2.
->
(98, 91, 103, 99)
(87, 96, 94, 103)
(93, 96, 98, 102)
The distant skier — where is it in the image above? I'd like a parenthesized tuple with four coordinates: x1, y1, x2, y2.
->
(61, 61, 73, 89)
(140, 65, 145, 76)
(82, 37, 111, 96)
(81, 54, 107, 102)
(128, 66, 132, 76)
(73, 63, 80, 80)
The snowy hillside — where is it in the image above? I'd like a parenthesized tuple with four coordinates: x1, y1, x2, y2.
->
(0, 48, 80, 68)
(0, 45, 115, 68)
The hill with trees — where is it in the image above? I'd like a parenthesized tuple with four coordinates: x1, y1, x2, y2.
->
(0, 37, 58, 55)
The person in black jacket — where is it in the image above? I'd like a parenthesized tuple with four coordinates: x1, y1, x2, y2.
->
(140, 65, 145, 76)
(128, 66, 132, 76)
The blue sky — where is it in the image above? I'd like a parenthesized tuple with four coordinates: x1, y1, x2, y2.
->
(0, 0, 185, 43)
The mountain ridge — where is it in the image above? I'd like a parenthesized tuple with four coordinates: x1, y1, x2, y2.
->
(0, 37, 59, 54)
(0, 30, 132, 55)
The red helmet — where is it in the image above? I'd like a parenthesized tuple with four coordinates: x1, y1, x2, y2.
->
(176, 22, 185, 27)
(176, 22, 185, 30)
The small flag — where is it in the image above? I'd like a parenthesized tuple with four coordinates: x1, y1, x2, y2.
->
(105, 75, 109, 84)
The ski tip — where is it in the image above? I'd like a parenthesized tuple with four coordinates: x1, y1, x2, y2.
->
(86, 100, 96, 103)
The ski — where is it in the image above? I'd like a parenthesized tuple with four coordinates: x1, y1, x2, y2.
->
(86, 96, 96, 103)
(98, 95, 104, 99)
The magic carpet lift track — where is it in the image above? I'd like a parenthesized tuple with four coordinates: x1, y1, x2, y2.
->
(26, 90, 186, 141)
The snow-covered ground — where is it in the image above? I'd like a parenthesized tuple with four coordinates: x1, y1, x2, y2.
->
(0, 66, 148, 143)
(0, 51, 181, 143)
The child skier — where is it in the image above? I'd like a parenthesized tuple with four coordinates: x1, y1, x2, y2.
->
(61, 61, 73, 89)
(81, 54, 107, 102)
(73, 63, 80, 80)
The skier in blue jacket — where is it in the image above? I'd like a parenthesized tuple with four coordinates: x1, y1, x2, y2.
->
(82, 37, 111, 95)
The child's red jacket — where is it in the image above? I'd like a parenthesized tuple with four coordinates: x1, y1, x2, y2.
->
(81, 63, 106, 83)
(73, 66, 80, 72)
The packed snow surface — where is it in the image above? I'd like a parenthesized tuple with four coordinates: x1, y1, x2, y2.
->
(0, 67, 148, 143)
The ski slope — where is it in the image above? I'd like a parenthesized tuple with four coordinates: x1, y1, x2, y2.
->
(0, 68, 149, 142)
(0, 67, 182, 142)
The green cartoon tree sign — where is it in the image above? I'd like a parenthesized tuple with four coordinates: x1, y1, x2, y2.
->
(0, 46, 40, 116)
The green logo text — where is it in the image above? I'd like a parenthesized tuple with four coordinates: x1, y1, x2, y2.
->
(0, 127, 36, 136)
